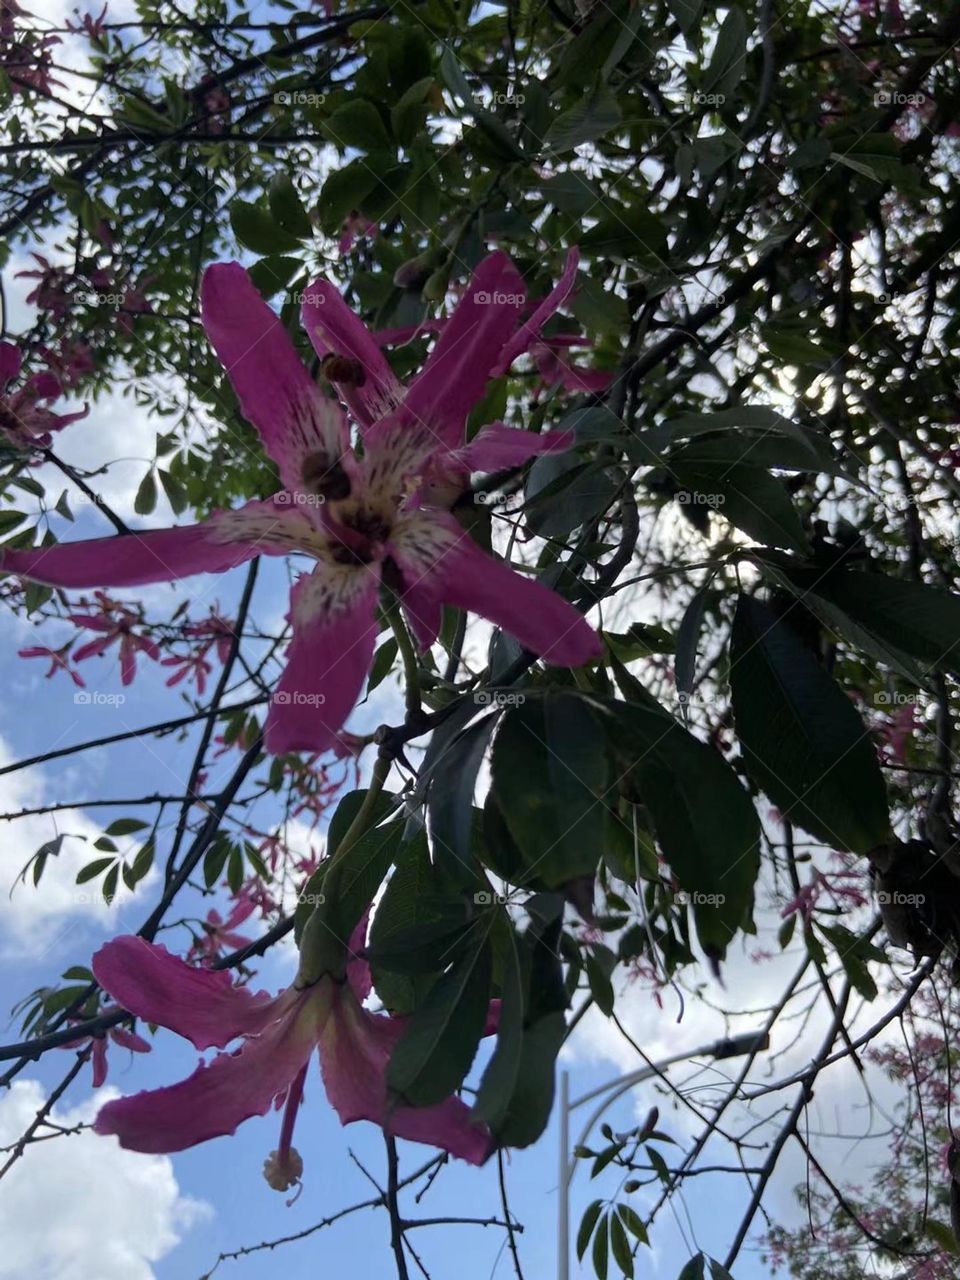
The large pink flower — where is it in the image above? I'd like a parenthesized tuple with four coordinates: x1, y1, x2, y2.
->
(91, 930, 493, 1184)
(2, 252, 600, 753)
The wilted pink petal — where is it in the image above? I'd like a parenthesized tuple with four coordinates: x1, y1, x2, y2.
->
(92, 937, 285, 1051)
(94, 998, 326, 1154)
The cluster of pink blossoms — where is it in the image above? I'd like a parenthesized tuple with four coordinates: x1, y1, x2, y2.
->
(0, 342, 87, 452)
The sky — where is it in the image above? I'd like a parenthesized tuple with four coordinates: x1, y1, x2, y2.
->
(0, 2, 917, 1277)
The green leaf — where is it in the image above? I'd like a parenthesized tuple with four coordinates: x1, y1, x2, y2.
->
(580, 205, 669, 264)
(0, 511, 27, 535)
(75, 857, 115, 884)
(677, 1257, 706, 1280)
(268, 174, 312, 239)
(729, 595, 890, 853)
(316, 160, 379, 234)
(669, 0, 704, 34)
(105, 818, 149, 837)
(669, 460, 809, 554)
(127, 836, 156, 888)
(617, 1203, 648, 1244)
(607, 697, 760, 957)
(387, 938, 492, 1106)
(326, 99, 392, 151)
(544, 80, 622, 153)
(133, 470, 157, 516)
(491, 695, 609, 887)
(525, 454, 619, 538)
(367, 635, 398, 692)
(703, 6, 747, 97)
(578, 1200, 605, 1262)
(157, 467, 188, 515)
(610, 1211, 634, 1278)
(428, 712, 499, 882)
(230, 200, 301, 255)
(675, 583, 712, 717)
(472, 922, 525, 1130)
(754, 552, 960, 680)
(593, 1211, 609, 1280)
(439, 44, 474, 108)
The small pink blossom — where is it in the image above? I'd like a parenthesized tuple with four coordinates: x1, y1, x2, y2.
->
(18, 641, 85, 687)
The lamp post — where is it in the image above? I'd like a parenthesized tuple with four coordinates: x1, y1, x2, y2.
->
(557, 1031, 769, 1280)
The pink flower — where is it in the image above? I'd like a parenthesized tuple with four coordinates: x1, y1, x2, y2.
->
(161, 649, 213, 696)
(189, 896, 256, 964)
(69, 591, 161, 686)
(4, 252, 601, 754)
(90, 928, 494, 1183)
(184, 608, 235, 663)
(66, 3, 107, 42)
(338, 211, 376, 254)
(527, 331, 615, 397)
(61, 1011, 151, 1088)
(18, 641, 85, 687)
(0, 342, 88, 449)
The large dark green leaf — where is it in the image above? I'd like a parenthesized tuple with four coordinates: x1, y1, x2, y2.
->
(754, 551, 960, 680)
(669, 460, 809, 554)
(491, 695, 609, 887)
(387, 937, 492, 1106)
(730, 595, 890, 853)
(606, 699, 760, 957)
(472, 922, 525, 1130)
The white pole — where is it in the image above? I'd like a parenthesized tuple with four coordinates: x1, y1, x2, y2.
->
(558, 1069, 570, 1280)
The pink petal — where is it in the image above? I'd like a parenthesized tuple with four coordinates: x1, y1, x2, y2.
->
(1, 499, 303, 589)
(388, 510, 601, 666)
(401, 253, 527, 449)
(319, 989, 492, 1165)
(265, 563, 380, 755)
(109, 1026, 151, 1053)
(455, 423, 574, 472)
(201, 263, 348, 492)
(346, 910, 372, 1002)
(300, 278, 403, 429)
(91, 1038, 108, 1088)
(92, 936, 287, 1051)
(492, 247, 580, 376)
(94, 986, 330, 1154)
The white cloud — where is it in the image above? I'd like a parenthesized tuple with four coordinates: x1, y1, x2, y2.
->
(0, 1079, 209, 1280)
(0, 735, 156, 960)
